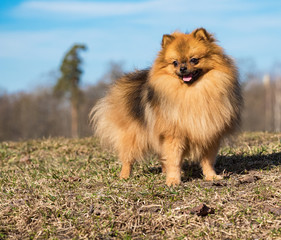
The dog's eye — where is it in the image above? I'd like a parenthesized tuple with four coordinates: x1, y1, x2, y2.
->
(173, 61, 178, 67)
(190, 58, 199, 65)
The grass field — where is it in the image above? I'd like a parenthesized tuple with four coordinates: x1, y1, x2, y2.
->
(0, 132, 281, 239)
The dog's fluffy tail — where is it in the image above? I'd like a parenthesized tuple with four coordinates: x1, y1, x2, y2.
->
(89, 97, 119, 150)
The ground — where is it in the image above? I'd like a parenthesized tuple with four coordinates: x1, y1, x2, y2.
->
(0, 132, 280, 239)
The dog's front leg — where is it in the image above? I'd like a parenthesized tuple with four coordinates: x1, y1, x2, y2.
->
(161, 137, 184, 186)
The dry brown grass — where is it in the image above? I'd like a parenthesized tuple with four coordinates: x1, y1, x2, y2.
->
(0, 132, 281, 239)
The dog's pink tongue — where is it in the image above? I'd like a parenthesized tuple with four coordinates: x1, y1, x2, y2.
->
(183, 75, 192, 82)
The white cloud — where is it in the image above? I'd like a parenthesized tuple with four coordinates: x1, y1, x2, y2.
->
(11, 0, 184, 18)
(11, 0, 281, 19)
(0, 29, 101, 59)
(11, 0, 281, 33)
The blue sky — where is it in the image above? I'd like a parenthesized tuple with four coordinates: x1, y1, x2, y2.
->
(0, 0, 281, 93)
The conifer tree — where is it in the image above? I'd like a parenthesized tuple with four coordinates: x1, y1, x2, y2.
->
(54, 44, 87, 138)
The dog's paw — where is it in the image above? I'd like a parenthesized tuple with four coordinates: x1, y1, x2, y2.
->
(204, 174, 223, 181)
(166, 177, 181, 186)
(120, 164, 132, 180)
(119, 174, 129, 180)
(120, 170, 130, 180)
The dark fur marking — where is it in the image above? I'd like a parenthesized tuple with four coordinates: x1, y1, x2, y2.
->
(126, 69, 149, 124)
(146, 84, 159, 109)
(159, 134, 165, 145)
(147, 85, 154, 102)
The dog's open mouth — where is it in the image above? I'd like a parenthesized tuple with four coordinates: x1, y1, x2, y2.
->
(180, 69, 202, 84)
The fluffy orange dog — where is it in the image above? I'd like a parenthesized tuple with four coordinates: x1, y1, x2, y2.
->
(90, 28, 242, 186)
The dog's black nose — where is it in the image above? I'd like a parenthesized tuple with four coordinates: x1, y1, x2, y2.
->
(180, 66, 187, 73)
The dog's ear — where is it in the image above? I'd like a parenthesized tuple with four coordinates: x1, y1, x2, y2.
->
(161, 34, 175, 48)
(192, 28, 215, 42)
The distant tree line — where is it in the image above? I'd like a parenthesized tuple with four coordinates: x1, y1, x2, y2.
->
(0, 45, 280, 141)
(242, 74, 281, 132)
(0, 81, 111, 141)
